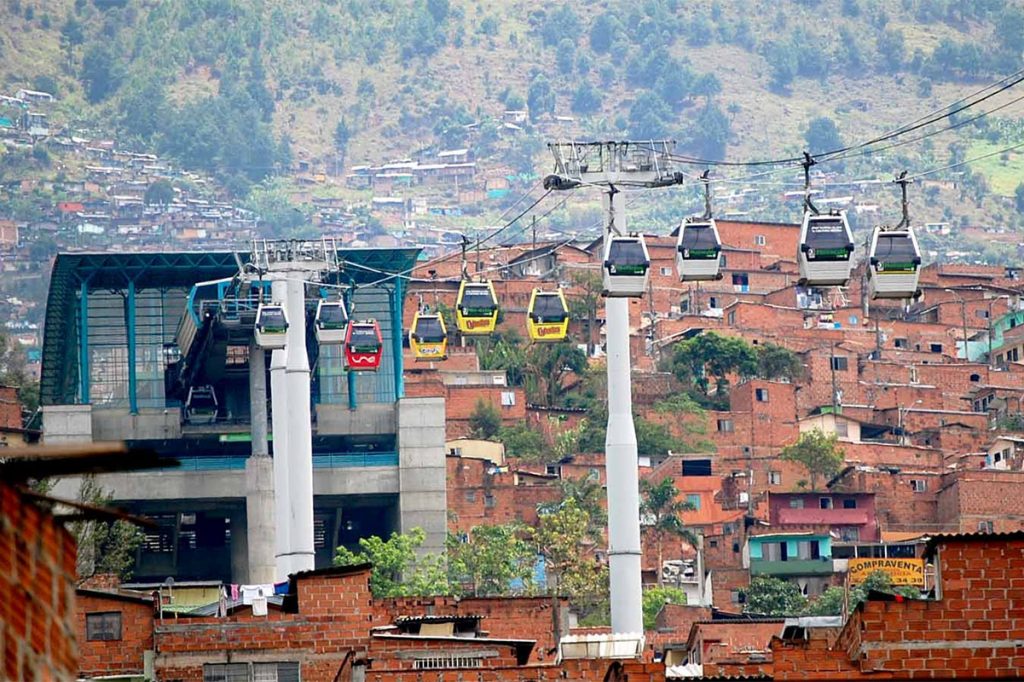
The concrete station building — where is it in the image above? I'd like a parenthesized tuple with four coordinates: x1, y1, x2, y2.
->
(41, 249, 447, 584)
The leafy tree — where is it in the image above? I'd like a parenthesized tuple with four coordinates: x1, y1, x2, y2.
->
(119, 76, 167, 141)
(779, 429, 845, 491)
(70, 477, 144, 584)
(589, 12, 617, 53)
(1015, 182, 1024, 214)
(756, 343, 804, 381)
(426, 0, 450, 23)
(643, 586, 688, 630)
(447, 524, 535, 596)
(144, 179, 175, 207)
(640, 477, 696, 585)
(876, 27, 905, 70)
(333, 528, 448, 597)
(61, 16, 84, 46)
(567, 269, 601, 356)
(687, 102, 731, 161)
(804, 585, 845, 616)
(555, 38, 576, 74)
(538, 471, 607, 543)
(538, 5, 580, 47)
(334, 116, 353, 154)
(571, 81, 601, 115)
(635, 418, 686, 457)
(469, 399, 502, 439)
(81, 43, 124, 103)
(668, 332, 757, 406)
(742, 576, 807, 616)
(628, 90, 673, 139)
(805, 570, 918, 616)
(498, 421, 546, 460)
(804, 116, 843, 155)
(765, 41, 798, 91)
(524, 342, 587, 407)
(32, 75, 59, 98)
(535, 497, 608, 619)
(476, 335, 528, 386)
(527, 74, 556, 121)
(243, 179, 310, 235)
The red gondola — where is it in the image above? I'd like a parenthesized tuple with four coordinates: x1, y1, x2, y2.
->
(344, 320, 384, 372)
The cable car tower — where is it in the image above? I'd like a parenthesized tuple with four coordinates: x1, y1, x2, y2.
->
(545, 141, 683, 636)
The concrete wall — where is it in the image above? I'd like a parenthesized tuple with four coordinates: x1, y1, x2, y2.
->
(317, 402, 396, 435)
(42, 404, 93, 443)
(397, 397, 447, 555)
(92, 408, 182, 441)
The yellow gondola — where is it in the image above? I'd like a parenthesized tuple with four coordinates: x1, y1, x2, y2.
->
(526, 288, 569, 342)
(455, 281, 499, 335)
(410, 312, 448, 360)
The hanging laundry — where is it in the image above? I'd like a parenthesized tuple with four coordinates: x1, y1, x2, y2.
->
(240, 583, 274, 605)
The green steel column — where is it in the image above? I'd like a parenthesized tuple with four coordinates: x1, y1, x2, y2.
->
(126, 279, 138, 414)
(347, 367, 358, 410)
(79, 279, 90, 404)
(391, 278, 404, 400)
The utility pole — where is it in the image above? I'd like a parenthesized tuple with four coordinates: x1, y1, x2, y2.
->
(532, 215, 537, 253)
(545, 141, 682, 635)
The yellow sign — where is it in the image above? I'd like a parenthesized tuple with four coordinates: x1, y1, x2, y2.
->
(848, 558, 925, 586)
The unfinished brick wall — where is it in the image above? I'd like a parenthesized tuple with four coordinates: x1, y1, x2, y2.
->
(0, 480, 78, 681)
(76, 591, 154, 678)
(937, 470, 1024, 533)
(0, 385, 21, 428)
(773, 536, 1024, 679)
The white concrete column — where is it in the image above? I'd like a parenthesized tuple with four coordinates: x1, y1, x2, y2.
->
(397, 397, 447, 556)
(269, 279, 291, 579)
(284, 274, 315, 574)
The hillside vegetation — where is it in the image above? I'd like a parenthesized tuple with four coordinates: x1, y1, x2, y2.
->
(1, 0, 1024, 243)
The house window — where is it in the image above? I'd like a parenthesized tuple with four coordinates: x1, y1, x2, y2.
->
(500, 391, 516, 406)
(719, 255, 727, 268)
(484, 493, 496, 508)
(661, 266, 672, 276)
(842, 498, 857, 509)
(977, 309, 990, 319)
(203, 664, 249, 682)
(894, 338, 908, 349)
(732, 273, 749, 287)
(728, 311, 737, 325)
(723, 522, 736, 535)
(755, 235, 766, 246)
(708, 296, 719, 309)
(835, 420, 849, 438)
(769, 471, 782, 485)
(717, 419, 734, 433)
(830, 356, 848, 371)
(788, 497, 804, 509)
(709, 539, 719, 548)
(680, 298, 691, 313)
(978, 521, 994, 533)
(415, 655, 483, 670)
(731, 589, 743, 604)
(464, 490, 476, 503)
(686, 494, 702, 510)
(839, 526, 860, 542)
(86, 612, 122, 641)
(253, 663, 300, 682)
(910, 479, 927, 492)
(930, 343, 943, 354)
(970, 373, 981, 382)
(819, 497, 833, 510)
(849, 315, 858, 325)
(755, 388, 769, 402)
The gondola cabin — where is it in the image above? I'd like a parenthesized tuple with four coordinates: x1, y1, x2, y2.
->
(409, 312, 448, 360)
(676, 219, 722, 281)
(527, 289, 569, 342)
(254, 304, 289, 349)
(868, 227, 922, 299)
(345, 320, 384, 371)
(185, 385, 218, 425)
(798, 213, 855, 287)
(455, 281, 499, 335)
(314, 300, 348, 345)
(603, 235, 651, 297)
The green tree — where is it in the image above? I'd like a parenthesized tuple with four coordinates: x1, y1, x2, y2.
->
(589, 12, 617, 53)
(535, 497, 608, 620)
(1015, 182, 1024, 214)
(635, 418, 685, 457)
(468, 399, 502, 439)
(498, 421, 545, 460)
(447, 524, 535, 596)
(876, 27, 905, 70)
(742, 576, 807, 616)
(804, 116, 843, 155)
(539, 5, 580, 47)
(640, 477, 696, 585)
(527, 74, 555, 121)
(779, 429, 845, 491)
(643, 586, 688, 630)
(333, 528, 448, 597)
(687, 102, 731, 161)
(144, 179, 175, 206)
(539, 471, 606, 543)
(524, 342, 587, 407)
(81, 43, 124, 103)
(571, 81, 601, 115)
(243, 178, 310, 235)
(668, 332, 757, 407)
(756, 343, 804, 381)
(70, 477, 144, 583)
(805, 570, 918, 616)
(765, 41, 798, 91)
(628, 90, 673, 139)
(567, 269, 601, 357)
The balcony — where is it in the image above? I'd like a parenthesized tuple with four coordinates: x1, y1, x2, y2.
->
(776, 507, 869, 526)
(750, 558, 835, 577)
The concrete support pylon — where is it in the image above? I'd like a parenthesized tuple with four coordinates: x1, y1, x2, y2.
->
(284, 274, 315, 574)
(245, 341, 275, 584)
(269, 278, 292, 579)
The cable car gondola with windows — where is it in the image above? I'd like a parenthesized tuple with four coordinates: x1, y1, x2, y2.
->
(676, 220, 722, 281)
(526, 288, 570, 342)
(868, 227, 922, 300)
(254, 303, 288, 349)
(410, 312, 448, 360)
(602, 234, 651, 297)
(345, 320, 384, 371)
(798, 213, 855, 287)
(455, 281, 499, 335)
(314, 300, 348, 345)
(185, 385, 218, 425)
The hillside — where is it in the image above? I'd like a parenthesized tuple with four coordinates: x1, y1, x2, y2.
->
(1, 0, 1024, 252)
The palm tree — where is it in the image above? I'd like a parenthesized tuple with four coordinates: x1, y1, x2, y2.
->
(640, 477, 697, 586)
(538, 470, 606, 544)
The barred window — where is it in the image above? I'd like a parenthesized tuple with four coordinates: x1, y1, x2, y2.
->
(414, 655, 483, 670)
(85, 612, 121, 641)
